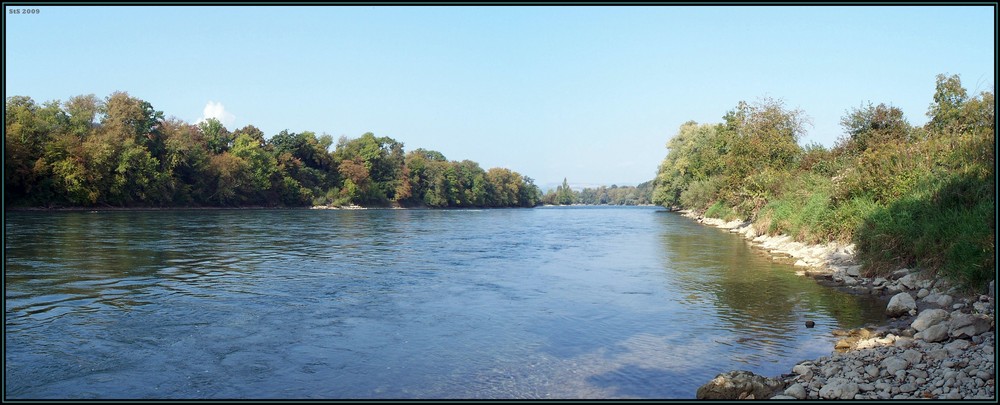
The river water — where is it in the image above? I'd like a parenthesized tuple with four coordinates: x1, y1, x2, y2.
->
(4, 206, 885, 399)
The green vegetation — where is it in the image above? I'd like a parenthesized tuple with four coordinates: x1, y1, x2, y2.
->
(541, 179, 654, 206)
(5, 92, 541, 209)
(652, 74, 994, 290)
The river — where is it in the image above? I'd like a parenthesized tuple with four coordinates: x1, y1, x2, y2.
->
(4, 206, 885, 399)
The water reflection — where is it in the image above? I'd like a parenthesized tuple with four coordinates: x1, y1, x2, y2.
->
(655, 213, 885, 366)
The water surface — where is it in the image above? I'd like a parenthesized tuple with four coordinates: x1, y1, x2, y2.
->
(4, 207, 885, 399)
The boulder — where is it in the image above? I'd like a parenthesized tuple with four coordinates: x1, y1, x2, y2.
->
(911, 309, 949, 332)
(918, 323, 950, 343)
(696, 370, 785, 399)
(948, 313, 992, 338)
(886, 293, 916, 317)
(922, 293, 954, 308)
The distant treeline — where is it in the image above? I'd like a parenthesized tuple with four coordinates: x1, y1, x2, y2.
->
(5, 92, 541, 208)
(651, 74, 994, 290)
(541, 178, 654, 206)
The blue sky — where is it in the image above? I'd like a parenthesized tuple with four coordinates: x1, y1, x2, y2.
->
(4, 5, 995, 190)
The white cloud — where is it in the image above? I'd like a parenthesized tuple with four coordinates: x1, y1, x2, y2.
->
(196, 101, 236, 128)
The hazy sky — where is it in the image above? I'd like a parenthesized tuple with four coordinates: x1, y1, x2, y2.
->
(5, 5, 995, 189)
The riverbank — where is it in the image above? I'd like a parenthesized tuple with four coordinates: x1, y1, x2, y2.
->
(683, 210, 996, 400)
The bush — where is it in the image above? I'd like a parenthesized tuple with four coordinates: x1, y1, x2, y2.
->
(679, 177, 723, 211)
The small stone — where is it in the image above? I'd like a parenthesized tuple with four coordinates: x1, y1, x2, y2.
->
(901, 349, 923, 365)
(865, 365, 879, 378)
(917, 288, 930, 299)
(784, 383, 807, 399)
(926, 349, 949, 361)
(898, 273, 919, 290)
(822, 364, 842, 378)
(793, 364, 813, 380)
(932, 294, 953, 308)
(900, 383, 917, 393)
(819, 378, 859, 400)
(895, 336, 915, 348)
(882, 357, 909, 374)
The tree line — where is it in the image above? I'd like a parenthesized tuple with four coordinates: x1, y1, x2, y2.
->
(540, 177, 654, 206)
(4, 92, 541, 208)
(651, 74, 994, 290)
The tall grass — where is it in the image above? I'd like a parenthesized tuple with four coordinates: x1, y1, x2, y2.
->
(855, 172, 994, 290)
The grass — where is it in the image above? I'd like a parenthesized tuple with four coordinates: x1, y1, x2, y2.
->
(704, 200, 740, 222)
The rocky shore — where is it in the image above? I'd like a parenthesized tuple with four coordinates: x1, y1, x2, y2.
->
(684, 211, 996, 400)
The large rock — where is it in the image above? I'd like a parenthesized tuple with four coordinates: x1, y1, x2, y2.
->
(886, 293, 916, 317)
(819, 378, 859, 400)
(696, 370, 784, 399)
(918, 323, 950, 343)
(922, 293, 954, 308)
(948, 313, 993, 338)
(911, 309, 949, 332)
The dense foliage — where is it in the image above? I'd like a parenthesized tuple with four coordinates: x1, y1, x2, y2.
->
(652, 75, 994, 290)
(5, 92, 541, 208)
(541, 178, 654, 206)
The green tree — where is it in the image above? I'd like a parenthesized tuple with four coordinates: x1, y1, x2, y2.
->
(652, 121, 726, 208)
(199, 118, 232, 154)
(160, 118, 211, 204)
(839, 103, 912, 155)
(926, 73, 968, 133)
(64, 94, 101, 138)
(231, 132, 279, 202)
(5, 96, 67, 204)
(556, 177, 575, 205)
